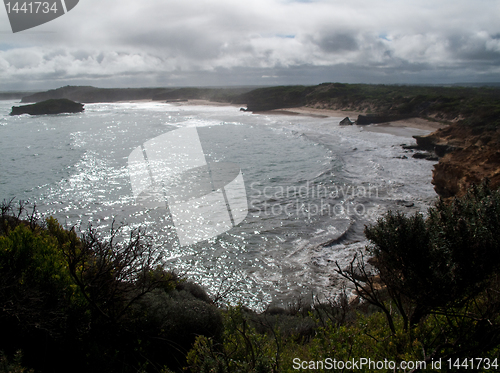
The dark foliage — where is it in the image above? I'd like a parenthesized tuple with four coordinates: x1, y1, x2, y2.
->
(337, 181, 500, 362)
(0, 200, 221, 373)
(238, 83, 500, 127)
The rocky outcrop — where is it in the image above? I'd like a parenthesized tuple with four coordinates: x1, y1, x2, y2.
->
(339, 117, 354, 125)
(433, 142, 500, 198)
(412, 152, 438, 161)
(416, 125, 500, 198)
(10, 99, 84, 115)
(406, 131, 465, 164)
(412, 134, 441, 151)
(412, 133, 463, 156)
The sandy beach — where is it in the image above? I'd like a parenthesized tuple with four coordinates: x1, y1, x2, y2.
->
(125, 99, 447, 135)
(253, 106, 447, 132)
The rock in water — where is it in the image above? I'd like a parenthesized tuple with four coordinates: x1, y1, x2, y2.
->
(10, 99, 84, 116)
(339, 117, 353, 125)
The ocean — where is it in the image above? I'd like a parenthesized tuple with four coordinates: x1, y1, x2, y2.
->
(0, 100, 437, 309)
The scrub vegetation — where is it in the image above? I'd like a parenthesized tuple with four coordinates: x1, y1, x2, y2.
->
(239, 83, 500, 128)
(2, 181, 500, 372)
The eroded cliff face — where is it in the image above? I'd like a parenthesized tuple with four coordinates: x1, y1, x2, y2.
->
(415, 125, 500, 198)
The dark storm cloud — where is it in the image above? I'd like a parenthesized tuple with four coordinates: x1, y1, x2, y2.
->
(309, 32, 359, 53)
(447, 33, 500, 63)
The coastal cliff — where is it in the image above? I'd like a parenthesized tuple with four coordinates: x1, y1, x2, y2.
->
(414, 125, 500, 197)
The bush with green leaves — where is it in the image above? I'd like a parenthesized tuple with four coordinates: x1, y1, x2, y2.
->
(186, 304, 457, 372)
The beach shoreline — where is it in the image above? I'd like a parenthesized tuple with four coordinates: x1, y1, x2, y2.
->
(115, 99, 447, 135)
(171, 100, 446, 132)
(251, 106, 446, 132)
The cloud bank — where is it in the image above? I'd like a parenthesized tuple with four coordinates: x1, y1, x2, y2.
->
(1, 0, 499, 89)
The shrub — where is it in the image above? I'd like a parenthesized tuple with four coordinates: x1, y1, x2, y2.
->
(338, 181, 500, 362)
(0, 201, 221, 372)
(0, 351, 33, 373)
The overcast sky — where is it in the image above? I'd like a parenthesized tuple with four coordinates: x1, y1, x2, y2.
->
(1, 0, 500, 90)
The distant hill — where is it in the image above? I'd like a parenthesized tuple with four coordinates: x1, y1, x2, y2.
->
(451, 82, 500, 87)
(0, 91, 34, 100)
(20, 86, 257, 104)
(21, 86, 168, 103)
(238, 83, 500, 126)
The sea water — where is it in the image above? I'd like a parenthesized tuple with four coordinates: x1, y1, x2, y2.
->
(0, 100, 437, 309)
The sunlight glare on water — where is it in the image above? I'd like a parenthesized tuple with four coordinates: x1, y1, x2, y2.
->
(0, 100, 437, 309)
